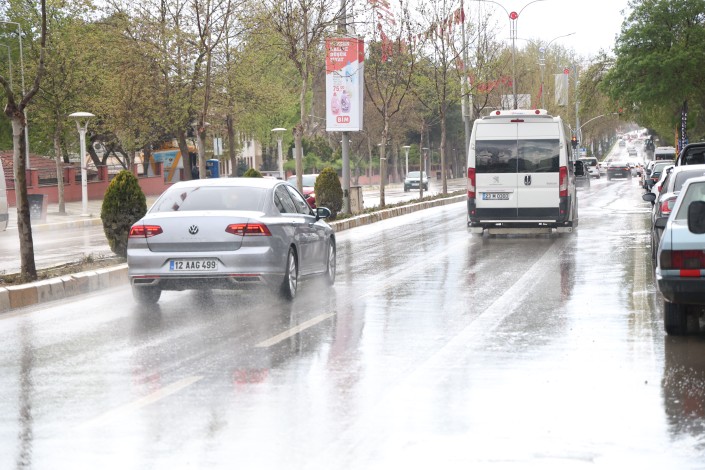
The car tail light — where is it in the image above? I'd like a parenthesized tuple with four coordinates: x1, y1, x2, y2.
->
(660, 250, 705, 273)
(129, 225, 163, 238)
(467, 167, 476, 198)
(559, 166, 568, 197)
(660, 197, 676, 216)
(225, 223, 272, 236)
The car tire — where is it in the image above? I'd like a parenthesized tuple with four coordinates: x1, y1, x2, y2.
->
(664, 301, 688, 336)
(324, 239, 336, 286)
(281, 247, 298, 300)
(132, 285, 161, 304)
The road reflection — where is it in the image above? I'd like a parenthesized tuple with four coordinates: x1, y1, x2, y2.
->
(662, 336, 705, 451)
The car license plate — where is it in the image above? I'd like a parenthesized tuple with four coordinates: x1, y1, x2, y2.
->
(483, 192, 509, 200)
(169, 259, 218, 271)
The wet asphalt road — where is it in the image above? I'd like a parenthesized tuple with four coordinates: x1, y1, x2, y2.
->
(1, 175, 705, 469)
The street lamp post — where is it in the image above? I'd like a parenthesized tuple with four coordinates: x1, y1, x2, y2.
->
(1, 21, 29, 168)
(69, 112, 95, 216)
(402, 145, 411, 176)
(271, 128, 286, 180)
(474, 0, 546, 109)
(539, 32, 575, 109)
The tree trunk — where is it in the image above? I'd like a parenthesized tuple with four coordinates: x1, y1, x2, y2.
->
(294, 123, 303, 192)
(10, 115, 37, 281)
(440, 107, 448, 194)
(177, 130, 192, 180)
(226, 113, 236, 176)
(54, 122, 65, 214)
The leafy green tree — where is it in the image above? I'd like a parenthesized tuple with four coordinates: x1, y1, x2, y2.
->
(101, 170, 147, 258)
(242, 167, 262, 177)
(602, 0, 705, 139)
(315, 167, 342, 218)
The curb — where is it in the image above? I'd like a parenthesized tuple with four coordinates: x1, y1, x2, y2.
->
(0, 194, 465, 314)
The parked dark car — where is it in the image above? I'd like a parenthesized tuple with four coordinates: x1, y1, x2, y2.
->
(606, 161, 632, 180)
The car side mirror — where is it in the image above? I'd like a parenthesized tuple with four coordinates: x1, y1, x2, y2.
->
(687, 200, 705, 234)
(574, 162, 585, 176)
(655, 216, 668, 229)
(642, 193, 656, 203)
(315, 207, 332, 220)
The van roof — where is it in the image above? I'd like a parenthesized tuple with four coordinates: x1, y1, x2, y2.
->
(482, 109, 552, 120)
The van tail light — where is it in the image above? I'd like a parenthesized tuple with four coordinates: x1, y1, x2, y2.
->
(660, 250, 705, 273)
(226, 223, 272, 236)
(559, 166, 568, 197)
(129, 225, 163, 238)
(467, 167, 476, 198)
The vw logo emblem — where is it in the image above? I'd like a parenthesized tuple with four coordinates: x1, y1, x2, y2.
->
(188, 225, 199, 235)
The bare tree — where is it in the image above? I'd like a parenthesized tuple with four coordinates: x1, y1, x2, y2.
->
(264, 0, 341, 192)
(363, 1, 417, 207)
(0, 0, 47, 282)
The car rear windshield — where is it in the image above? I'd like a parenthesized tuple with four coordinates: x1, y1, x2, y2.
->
(674, 170, 705, 192)
(150, 186, 267, 212)
(475, 139, 559, 173)
(675, 181, 705, 220)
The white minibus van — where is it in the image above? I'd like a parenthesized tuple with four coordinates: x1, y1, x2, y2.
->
(466, 109, 578, 235)
(0, 158, 8, 231)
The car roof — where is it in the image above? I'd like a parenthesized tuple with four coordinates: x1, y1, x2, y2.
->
(169, 177, 280, 190)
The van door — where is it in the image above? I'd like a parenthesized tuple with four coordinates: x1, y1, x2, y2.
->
(0, 160, 8, 231)
(474, 122, 519, 219)
(516, 122, 560, 218)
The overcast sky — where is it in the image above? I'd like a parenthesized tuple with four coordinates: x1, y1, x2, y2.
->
(470, 0, 632, 58)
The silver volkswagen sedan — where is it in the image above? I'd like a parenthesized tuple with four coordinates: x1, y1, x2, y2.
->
(127, 177, 336, 304)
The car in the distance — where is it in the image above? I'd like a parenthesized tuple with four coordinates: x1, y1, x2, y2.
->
(606, 161, 632, 180)
(127, 177, 336, 304)
(655, 175, 705, 335)
(578, 157, 600, 179)
(287, 173, 319, 208)
(404, 171, 429, 192)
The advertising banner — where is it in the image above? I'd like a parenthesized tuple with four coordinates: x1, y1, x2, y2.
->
(554, 74, 569, 106)
(325, 37, 364, 132)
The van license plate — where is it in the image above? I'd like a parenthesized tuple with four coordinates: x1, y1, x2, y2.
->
(483, 192, 509, 200)
(170, 259, 218, 271)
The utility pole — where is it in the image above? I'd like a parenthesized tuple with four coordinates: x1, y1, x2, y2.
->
(339, 0, 351, 214)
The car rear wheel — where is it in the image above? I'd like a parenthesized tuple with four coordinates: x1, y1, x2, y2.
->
(324, 239, 336, 285)
(281, 247, 298, 300)
(132, 285, 161, 304)
(664, 301, 688, 335)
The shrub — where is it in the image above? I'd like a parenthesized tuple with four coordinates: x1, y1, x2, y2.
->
(243, 168, 263, 177)
(101, 170, 147, 258)
(315, 167, 343, 218)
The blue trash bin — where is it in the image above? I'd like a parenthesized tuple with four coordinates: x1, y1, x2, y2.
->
(206, 159, 220, 178)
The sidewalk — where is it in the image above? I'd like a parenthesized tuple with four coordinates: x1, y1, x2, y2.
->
(5, 196, 159, 233)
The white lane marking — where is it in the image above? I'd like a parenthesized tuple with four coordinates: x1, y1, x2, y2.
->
(256, 312, 336, 348)
(77, 375, 203, 430)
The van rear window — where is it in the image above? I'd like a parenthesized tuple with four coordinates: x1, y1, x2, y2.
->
(475, 139, 560, 173)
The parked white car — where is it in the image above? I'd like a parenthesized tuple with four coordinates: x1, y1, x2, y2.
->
(655, 175, 705, 335)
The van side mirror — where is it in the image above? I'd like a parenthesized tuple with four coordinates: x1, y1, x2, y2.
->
(642, 192, 656, 203)
(687, 201, 705, 234)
